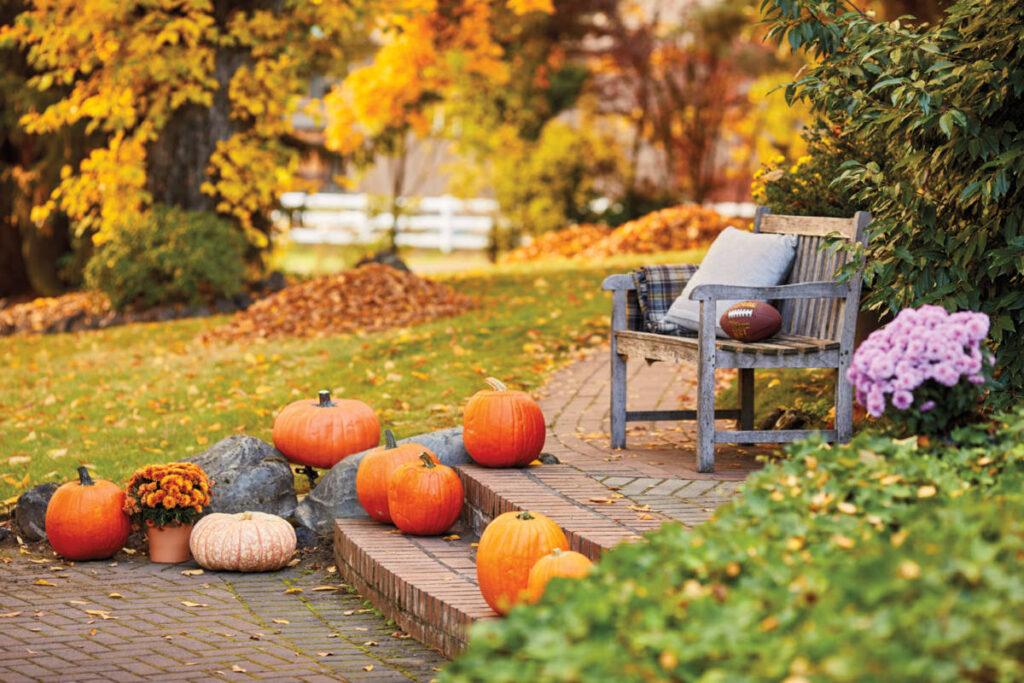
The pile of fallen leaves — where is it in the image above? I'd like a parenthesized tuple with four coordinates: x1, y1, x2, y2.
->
(204, 264, 475, 342)
(0, 292, 115, 336)
(501, 223, 611, 263)
(500, 204, 744, 263)
(580, 204, 740, 258)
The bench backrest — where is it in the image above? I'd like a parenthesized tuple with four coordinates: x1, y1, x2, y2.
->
(754, 208, 870, 342)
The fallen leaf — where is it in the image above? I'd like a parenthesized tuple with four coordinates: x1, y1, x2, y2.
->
(272, 618, 290, 625)
(363, 665, 374, 672)
(181, 569, 204, 577)
(283, 587, 303, 595)
(180, 601, 209, 608)
(34, 579, 57, 586)
(108, 593, 123, 599)
(231, 665, 247, 673)
(316, 652, 332, 657)
(311, 585, 340, 592)
(0, 612, 22, 618)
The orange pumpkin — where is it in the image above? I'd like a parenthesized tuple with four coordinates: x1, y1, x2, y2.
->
(476, 510, 568, 614)
(463, 377, 546, 468)
(525, 548, 593, 603)
(387, 454, 463, 536)
(272, 390, 379, 470)
(356, 429, 439, 523)
(45, 466, 131, 561)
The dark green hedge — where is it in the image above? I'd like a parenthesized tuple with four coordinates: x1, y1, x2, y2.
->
(758, 0, 1024, 398)
(443, 413, 1024, 682)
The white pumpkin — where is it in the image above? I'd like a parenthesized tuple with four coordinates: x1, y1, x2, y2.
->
(189, 511, 297, 572)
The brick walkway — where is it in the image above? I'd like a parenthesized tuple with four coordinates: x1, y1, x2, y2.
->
(0, 548, 445, 682)
(538, 348, 765, 526)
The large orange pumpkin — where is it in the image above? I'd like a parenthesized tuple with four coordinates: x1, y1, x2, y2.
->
(463, 377, 546, 468)
(525, 548, 593, 603)
(45, 466, 130, 561)
(476, 510, 568, 614)
(272, 390, 379, 470)
(356, 429, 439, 523)
(387, 454, 463, 536)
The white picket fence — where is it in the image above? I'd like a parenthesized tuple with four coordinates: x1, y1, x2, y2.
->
(277, 193, 496, 252)
(276, 192, 757, 253)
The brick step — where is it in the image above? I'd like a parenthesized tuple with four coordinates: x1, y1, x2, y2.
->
(333, 520, 494, 659)
(457, 463, 668, 559)
(333, 462, 671, 658)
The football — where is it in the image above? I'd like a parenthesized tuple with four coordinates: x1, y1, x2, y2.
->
(720, 301, 782, 342)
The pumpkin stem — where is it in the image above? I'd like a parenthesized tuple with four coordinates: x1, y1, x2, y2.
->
(77, 466, 94, 487)
(317, 389, 334, 407)
(517, 511, 534, 521)
(484, 377, 508, 392)
(419, 453, 436, 468)
(383, 429, 397, 449)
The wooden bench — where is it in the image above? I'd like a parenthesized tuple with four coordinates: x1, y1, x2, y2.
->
(602, 208, 870, 472)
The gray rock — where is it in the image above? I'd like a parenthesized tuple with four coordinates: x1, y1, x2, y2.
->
(15, 482, 58, 541)
(294, 525, 319, 549)
(293, 427, 471, 535)
(187, 435, 297, 519)
(0, 526, 11, 544)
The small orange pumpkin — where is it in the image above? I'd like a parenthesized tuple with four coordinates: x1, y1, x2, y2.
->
(356, 429, 439, 523)
(45, 466, 131, 561)
(272, 390, 379, 470)
(387, 454, 463, 536)
(463, 377, 546, 468)
(525, 548, 593, 603)
(476, 510, 568, 614)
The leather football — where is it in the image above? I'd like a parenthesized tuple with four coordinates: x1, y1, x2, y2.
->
(720, 301, 782, 342)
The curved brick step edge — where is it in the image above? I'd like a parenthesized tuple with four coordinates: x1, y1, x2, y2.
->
(334, 520, 493, 660)
(333, 462, 671, 659)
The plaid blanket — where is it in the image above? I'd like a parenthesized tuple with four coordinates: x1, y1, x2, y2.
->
(630, 264, 698, 335)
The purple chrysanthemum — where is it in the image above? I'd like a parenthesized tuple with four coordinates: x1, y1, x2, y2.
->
(847, 306, 990, 418)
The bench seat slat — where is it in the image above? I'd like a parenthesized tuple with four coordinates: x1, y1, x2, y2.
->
(615, 330, 839, 357)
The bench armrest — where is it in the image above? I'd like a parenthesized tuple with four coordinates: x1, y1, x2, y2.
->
(602, 274, 636, 291)
(689, 280, 849, 302)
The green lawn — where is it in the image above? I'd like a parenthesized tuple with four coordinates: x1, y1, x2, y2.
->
(0, 250, 705, 504)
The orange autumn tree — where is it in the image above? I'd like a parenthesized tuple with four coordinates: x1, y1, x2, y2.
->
(3, 0, 376, 252)
(323, 0, 563, 250)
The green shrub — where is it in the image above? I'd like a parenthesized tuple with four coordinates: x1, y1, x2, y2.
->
(85, 205, 246, 310)
(488, 120, 623, 252)
(443, 412, 1024, 681)
(751, 131, 861, 218)
(757, 0, 1024, 399)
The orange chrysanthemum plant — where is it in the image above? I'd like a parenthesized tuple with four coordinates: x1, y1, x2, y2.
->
(123, 463, 212, 529)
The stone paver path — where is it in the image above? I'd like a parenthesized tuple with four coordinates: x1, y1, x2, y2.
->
(538, 348, 767, 526)
(0, 548, 445, 682)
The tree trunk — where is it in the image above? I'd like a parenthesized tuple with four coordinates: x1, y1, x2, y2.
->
(0, 220, 31, 298)
(145, 46, 247, 212)
(145, 0, 277, 212)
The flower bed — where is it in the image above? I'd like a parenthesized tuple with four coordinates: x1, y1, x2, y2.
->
(443, 412, 1024, 681)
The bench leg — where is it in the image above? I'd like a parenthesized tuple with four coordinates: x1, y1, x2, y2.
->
(610, 351, 627, 449)
(738, 368, 754, 431)
(696, 301, 717, 473)
(835, 362, 853, 443)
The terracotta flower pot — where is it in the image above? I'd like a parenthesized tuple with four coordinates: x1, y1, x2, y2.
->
(146, 523, 194, 564)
